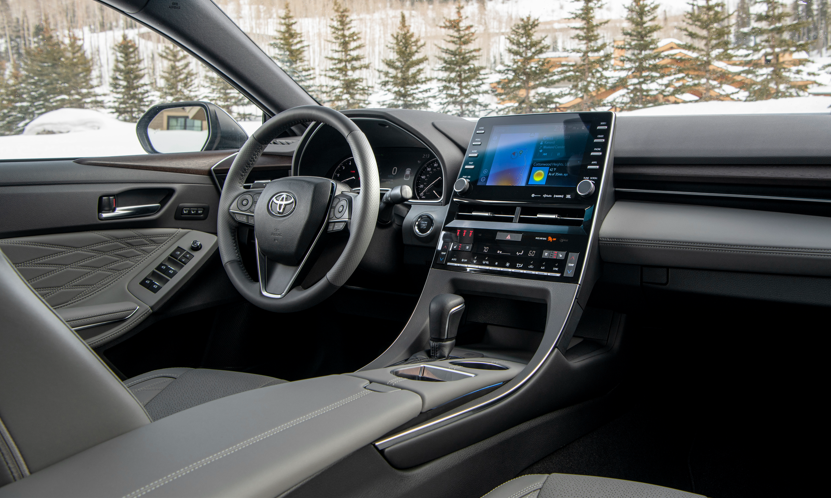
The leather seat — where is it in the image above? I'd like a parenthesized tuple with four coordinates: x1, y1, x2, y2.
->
(483, 474, 703, 498)
(0, 249, 284, 487)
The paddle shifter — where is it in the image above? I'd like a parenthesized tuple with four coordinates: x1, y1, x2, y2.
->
(429, 294, 465, 359)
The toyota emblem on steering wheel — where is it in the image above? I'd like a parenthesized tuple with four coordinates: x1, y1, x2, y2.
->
(268, 192, 296, 217)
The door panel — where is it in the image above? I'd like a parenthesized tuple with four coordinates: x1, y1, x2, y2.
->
(0, 158, 227, 347)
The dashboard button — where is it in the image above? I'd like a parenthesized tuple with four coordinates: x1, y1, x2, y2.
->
(564, 253, 579, 277)
(237, 194, 252, 211)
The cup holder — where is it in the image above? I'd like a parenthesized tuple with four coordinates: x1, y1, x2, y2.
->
(449, 360, 509, 371)
(392, 365, 475, 382)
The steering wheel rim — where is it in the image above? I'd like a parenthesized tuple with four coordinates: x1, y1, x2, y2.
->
(217, 105, 379, 312)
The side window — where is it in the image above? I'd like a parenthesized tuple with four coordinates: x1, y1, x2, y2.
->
(0, 2, 257, 160)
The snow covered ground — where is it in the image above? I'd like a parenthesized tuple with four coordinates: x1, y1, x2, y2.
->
(1, 98, 829, 161)
(0, 109, 264, 160)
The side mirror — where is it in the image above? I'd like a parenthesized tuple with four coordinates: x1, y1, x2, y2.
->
(136, 101, 248, 154)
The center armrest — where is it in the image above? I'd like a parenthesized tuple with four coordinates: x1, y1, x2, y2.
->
(0, 375, 421, 498)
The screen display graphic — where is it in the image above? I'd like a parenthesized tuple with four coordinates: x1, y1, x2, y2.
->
(477, 119, 594, 188)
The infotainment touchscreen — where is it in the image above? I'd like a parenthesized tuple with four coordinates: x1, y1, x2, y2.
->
(457, 112, 613, 202)
(484, 122, 586, 188)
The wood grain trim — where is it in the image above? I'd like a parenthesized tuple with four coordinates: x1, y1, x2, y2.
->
(75, 151, 292, 176)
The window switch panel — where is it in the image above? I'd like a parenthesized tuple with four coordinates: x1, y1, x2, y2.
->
(140, 277, 162, 293)
(156, 263, 177, 279)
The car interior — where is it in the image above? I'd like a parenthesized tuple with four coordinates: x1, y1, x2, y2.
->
(0, 1, 822, 497)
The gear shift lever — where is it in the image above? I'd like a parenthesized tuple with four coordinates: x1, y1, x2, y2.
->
(429, 294, 465, 359)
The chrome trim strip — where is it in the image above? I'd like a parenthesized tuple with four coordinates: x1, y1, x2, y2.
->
(392, 364, 475, 379)
(616, 187, 831, 205)
(98, 204, 160, 220)
(373, 112, 615, 449)
(72, 306, 139, 331)
(256, 181, 337, 299)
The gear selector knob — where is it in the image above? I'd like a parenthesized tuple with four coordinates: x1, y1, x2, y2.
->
(429, 294, 465, 359)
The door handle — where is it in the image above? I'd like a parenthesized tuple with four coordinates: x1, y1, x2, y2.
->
(99, 204, 161, 220)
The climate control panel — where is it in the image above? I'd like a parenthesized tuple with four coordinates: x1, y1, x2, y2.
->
(433, 226, 587, 281)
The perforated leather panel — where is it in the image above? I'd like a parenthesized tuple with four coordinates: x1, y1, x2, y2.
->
(536, 474, 703, 498)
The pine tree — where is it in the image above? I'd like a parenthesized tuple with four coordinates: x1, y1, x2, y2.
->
(0, 61, 26, 135)
(379, 13, 430, 109)
(18, 22, 68, 125)
(206, 73, 253, 120)
(552, 0, 613, 111)
(615, 0, 681, 110)
(735, 0, 753, 47)
(159, 44, 198, 102)
(744, 0, 813, 100)
(493, 15, 556, 114)
(677, 0, 737, 102)
(62, 33, 101, 109)
(324, 0, 370, 110)
(111, 34, 151, 121)
(435, 3, 487, 116)
(270, 2, 316, 94)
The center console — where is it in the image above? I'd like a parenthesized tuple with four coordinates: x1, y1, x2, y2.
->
(433, 112, 613, 283)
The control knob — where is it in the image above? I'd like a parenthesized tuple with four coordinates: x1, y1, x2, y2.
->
(576, 180, 596, 197)
(453, 178, 470, 195)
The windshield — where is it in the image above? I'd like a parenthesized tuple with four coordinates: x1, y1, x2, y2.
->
(1, 0, 830, 161)
(218, 0, 831, 116)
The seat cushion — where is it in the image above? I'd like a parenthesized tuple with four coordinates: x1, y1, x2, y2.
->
(483, 474, 704, 498)
(125, 368, 285, 420)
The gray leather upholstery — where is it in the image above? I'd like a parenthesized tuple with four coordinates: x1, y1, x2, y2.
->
(0, 376, 422, 498)
(483, 474, 704, 498)
(599, 201, 831, 276)
(126, 368, 285, 420)
(0, 250, 151, 483)
(0, 229, 180, 308)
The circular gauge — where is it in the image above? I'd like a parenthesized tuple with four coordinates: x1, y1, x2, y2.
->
(414, 159, 443, 200)
(332, 157, 360, 189)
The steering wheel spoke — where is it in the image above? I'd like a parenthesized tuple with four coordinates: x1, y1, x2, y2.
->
(325, 192, 354, 234)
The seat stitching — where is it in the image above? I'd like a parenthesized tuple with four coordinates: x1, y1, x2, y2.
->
(481, 476, 547, 498)
(124, 372, 186, 388)
(121, 390, 372, 498)
(130, 379, 176, 392)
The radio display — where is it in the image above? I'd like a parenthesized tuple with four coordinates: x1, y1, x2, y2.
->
(458, 112, 613, 202)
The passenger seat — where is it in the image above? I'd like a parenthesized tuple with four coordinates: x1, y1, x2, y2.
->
(483, 473, 703, 498)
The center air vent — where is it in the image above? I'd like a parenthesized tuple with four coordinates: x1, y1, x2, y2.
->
(517, 206, 586, 226)
(454, 203, 517, 221)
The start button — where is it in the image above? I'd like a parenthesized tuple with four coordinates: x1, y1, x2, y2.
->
(414, 214, 434, 237)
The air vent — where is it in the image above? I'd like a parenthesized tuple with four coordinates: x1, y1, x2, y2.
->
(455, 203, 517, 222)
(517, 206, 586, 226)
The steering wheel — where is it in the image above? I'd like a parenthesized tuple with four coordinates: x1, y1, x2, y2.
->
(218, 106, 379, 312)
